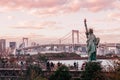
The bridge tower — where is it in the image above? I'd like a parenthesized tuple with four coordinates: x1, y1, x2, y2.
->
(23, 37, 28, 47)
(72, 30, 79, 52)
(72, 30, 79, 44)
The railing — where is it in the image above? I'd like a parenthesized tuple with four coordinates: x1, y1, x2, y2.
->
(0, 68, 26, 80)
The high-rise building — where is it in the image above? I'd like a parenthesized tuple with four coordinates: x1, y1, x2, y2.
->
(9, 42, 16, 49)
(0, 39, 6, 55)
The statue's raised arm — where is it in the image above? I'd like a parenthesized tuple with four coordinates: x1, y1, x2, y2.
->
(84, 19, 89, 38)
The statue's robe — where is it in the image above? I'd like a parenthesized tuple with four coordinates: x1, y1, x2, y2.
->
(87, 33, 97, 61)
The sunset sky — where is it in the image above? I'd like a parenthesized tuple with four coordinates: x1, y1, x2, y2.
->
(0, 0, 120, 45)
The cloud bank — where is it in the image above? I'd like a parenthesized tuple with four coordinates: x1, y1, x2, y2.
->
(0, 0, 119, 15)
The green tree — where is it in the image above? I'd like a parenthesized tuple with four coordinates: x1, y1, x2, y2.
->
(26, 65, 43, 80)
(107, 58, 120, 80)
(33, 76, 47, 80)
(49, 65, 71, 80)
(81, 62, 106, 80)
(38, 55, 48, 62)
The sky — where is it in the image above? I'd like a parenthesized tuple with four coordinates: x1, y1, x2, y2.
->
(0, 0, 120, 45)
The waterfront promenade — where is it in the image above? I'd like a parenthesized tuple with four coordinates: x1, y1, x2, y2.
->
(0, 52, 118, 80)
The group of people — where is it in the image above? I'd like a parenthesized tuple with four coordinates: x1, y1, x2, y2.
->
(46, 61, 65, 71)
(73, 62, 79, 70)
(46, 62, 54, 71)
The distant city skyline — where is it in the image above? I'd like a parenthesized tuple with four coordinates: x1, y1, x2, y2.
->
(0, 0, 120, 44)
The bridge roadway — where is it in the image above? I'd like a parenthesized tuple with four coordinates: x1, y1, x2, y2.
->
(23, 43, 119, 50)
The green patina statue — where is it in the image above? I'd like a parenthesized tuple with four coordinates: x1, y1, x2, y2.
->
(84, 19, 100, 61)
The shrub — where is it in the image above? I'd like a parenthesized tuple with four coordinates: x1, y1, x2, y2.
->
(49, 65, 71, 80)
(81, 62, 106, 80)
(26, 65, 42, 80)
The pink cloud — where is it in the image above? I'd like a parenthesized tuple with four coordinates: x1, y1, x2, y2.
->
(81, 0, 115, 12)
(11, 25, 43, 29)
(109, 13, 120, 18)
(11, 21, 62, 30)
(24, 33, 45, 38)
(60, 0, 81, 13)
(94, 27, 120, 43)
(113, 0, 120, 9)
(0, 0, 67, 9)
(108, 13, 120, 21)
(98, 34, 120, 43)
(0, 0, 119, 15)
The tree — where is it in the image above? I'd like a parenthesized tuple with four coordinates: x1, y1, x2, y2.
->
(26, 65, 43, 80)
(33, 76, 47, 80)
(81, 62, 106, 80)
(49, 65, 71, 80)
(38, 55, 48, 63)
(107, 58, 120, 80)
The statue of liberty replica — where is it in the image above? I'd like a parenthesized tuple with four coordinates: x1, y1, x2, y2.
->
(84, 19, 100, 61)
(81, 19, 103, 80)
(80, 19, 103, 80)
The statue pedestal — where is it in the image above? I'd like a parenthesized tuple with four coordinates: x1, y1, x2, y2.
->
(81, 60, 103, 80)
(86, 60, 102, 63)
(81, 60, 102, 71)
(85, 60, 102, 66)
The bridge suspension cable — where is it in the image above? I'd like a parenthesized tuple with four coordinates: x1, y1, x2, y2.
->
(79, 32, 86, 40)
(48, 31, 72, 44)
(46, 30, 87, 44)
(60, 33, 72, 44)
